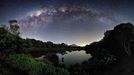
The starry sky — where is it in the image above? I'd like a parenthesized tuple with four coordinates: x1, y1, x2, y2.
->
(0, 0, 134, 46)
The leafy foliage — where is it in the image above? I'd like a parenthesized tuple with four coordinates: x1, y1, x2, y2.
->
(86, 23, 134, 58)
(21, 39, 69, 49)
(5, 54, 69, 75)
(102, 23, 134, 56)
(83, 23, 134, 75)
(0, 27, 22, 54)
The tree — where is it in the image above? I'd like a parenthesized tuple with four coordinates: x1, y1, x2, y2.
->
(102, 23, 134, 56)
(0, 24, 22, 55)
(9, 20, 20, 35)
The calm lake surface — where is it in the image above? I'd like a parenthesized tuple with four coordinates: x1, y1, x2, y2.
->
(56, 50, 92, 65)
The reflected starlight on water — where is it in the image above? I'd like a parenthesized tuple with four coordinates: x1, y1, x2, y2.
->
(57, 50, 92, 65)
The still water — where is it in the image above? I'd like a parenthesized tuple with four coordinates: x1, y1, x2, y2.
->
(56, 50, 92, 65)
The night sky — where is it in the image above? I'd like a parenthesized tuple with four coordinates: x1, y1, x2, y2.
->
(0, 0, 134, 46)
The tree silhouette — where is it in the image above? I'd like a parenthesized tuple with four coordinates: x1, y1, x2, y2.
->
(9, 20, 20, 35)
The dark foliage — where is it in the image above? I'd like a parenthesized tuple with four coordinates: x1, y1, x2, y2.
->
(84, 23, 134, 75)
(1, 22, 134, 75)
(0, 27, 22, 55)
(5, 54, 69, 75)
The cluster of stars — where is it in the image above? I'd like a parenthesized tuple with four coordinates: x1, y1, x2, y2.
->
(18, 5, 117, 35)
(20, 6, 98, 24)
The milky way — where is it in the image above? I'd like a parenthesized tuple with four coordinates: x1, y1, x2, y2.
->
(18, 5, 119, 46)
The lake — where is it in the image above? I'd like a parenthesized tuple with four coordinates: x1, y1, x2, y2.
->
(56, 50, 92, 65)
(35, 50, 92, 65)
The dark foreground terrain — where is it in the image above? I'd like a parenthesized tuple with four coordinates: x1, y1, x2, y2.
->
(1, 23, 134, 75)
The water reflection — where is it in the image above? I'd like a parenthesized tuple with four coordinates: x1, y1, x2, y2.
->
(57, 50, 92, 65)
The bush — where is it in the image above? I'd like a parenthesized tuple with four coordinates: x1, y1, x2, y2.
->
(0, 27, 22, 54)
(5, 54, 69, 75)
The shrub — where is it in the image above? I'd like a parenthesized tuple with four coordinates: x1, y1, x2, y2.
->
(5, 54, 69, 75)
